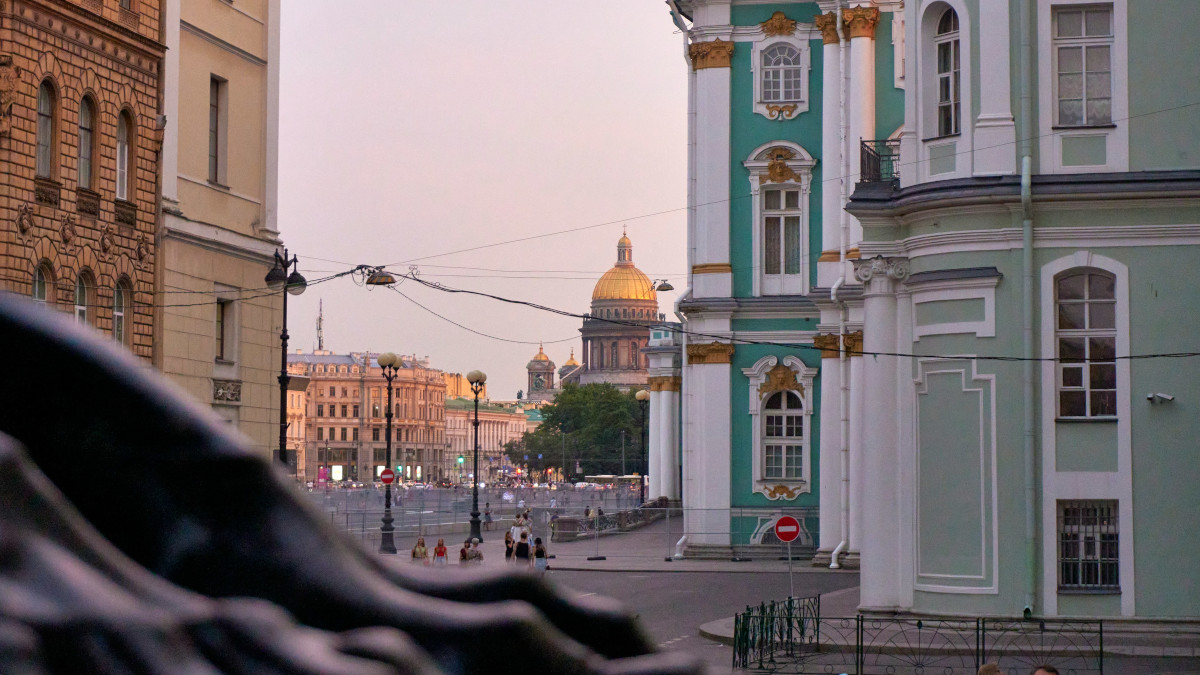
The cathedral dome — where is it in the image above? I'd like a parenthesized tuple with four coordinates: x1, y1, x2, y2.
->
(563, 349, 580, 367)
(591, 232, 657, 302)
(527, 344, 554, 370)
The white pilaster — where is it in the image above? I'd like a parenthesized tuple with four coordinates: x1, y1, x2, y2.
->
(894, 287, 916, 609)
(648, 390, 663, 499)
(817, 350, 842, 555)
(817, 35, 844, 289)
(973, 0, 1016, 176)
(846, 7, 877, 249)
(664, 389, 680, 500)
(692, 38, 733, 299)
(849, 352, 864, 554)
(854, 256, 909, 610)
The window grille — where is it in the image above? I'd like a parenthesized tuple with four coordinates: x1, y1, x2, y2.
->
(1058, 500, 1119, 591)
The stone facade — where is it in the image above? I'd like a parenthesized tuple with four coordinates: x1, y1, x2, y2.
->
(0, 0, 164, 360)
(445, 398, 527, 484)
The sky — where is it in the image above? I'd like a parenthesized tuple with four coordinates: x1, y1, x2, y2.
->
(277, 1, 689, 399)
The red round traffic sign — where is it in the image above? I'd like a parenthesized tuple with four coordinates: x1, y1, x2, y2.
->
(774, 515, 801, 543)
(380, 468, 395, 485)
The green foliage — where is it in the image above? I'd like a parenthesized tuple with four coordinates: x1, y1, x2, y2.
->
(503, 383, 648, 479)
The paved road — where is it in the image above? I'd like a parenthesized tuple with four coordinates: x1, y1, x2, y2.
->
(547, 569, 859, 672)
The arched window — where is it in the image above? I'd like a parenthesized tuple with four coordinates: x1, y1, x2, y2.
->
(1056, 269, 1116, 417)
(761, 44, 802, 103)
(33, 264, 53, 305)
(113, 278, 131, 345)
(763, 391, 804, 479)
(611, 341, 619, 368)
(934, 8, 960, 136)
(37, 81, 56, 178)
(116, 111, 133, 200)
(629, 341, 638, 369)
(78, 97, 96, 190)
(74, 272, 94, 324)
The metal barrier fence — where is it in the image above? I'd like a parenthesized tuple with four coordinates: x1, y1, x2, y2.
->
(733, 596, 822, 670)
(734, 610, 1105, 675)
(303, 492, 820, 562)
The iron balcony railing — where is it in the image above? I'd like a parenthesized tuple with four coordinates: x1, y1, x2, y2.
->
(860, 138, 901, 184)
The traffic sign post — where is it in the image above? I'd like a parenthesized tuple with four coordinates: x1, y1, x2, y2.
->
(775, 515, 801, 598)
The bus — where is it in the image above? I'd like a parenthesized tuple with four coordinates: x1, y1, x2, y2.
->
(584, 474, 645, 490)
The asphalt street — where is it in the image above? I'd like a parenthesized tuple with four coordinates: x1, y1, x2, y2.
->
(547, 570, 859, 672)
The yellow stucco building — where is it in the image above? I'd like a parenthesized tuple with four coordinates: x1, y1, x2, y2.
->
(156, 0, 284, 459)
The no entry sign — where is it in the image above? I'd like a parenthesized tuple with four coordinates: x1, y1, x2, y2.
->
(380, 468, 395, 485)
(774, 515, 801, 543)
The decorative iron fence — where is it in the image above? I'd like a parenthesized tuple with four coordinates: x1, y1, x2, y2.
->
(734, 610, 1104, 674)
(733, 595, 822, 670)
(859, 139, 900, 184)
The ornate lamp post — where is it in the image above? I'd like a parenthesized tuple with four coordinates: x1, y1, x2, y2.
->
(466, 369, 487, 542)
(265, 249, 306, 470)
(377, 352, 401, 554)
(635, 389, 650, 505)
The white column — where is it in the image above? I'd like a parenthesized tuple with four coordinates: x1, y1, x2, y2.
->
(663, 389, 680, 500)
(655, 389, 671, 499)
(973, 0, 1017, 176)
(816, 13, 843, 289)
(691, 35, 734, 299)
(894, 288, 916, 609)
(854, 256, 908, 610)
(848, 352, 865, 554)
(648, 389, 663, 499)
(845, 5, 878, 250)
(681, 338, 733, 546)
(817, 344, 841, 557)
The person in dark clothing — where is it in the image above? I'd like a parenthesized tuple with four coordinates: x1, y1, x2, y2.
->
(514, 531, 532, 567)
(533, 537, 548, 572)
(504, 530, 515, 562)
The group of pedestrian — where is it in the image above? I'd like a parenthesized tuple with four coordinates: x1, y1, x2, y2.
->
(409, 536, 482, 566)
(502, 511, 548, 572)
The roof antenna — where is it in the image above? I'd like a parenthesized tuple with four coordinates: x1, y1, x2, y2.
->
(316, 299, 325, 351)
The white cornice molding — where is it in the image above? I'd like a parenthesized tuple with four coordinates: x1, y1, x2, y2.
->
(163, 212, 279, 263)
(861, 223, 1200, 259)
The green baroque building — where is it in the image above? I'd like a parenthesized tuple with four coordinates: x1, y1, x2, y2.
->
(668, 0, 1200, 620)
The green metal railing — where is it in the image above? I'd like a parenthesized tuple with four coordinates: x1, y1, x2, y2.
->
(733, 595, 822, 670)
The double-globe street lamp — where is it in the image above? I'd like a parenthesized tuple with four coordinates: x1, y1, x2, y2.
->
(466, 369, 487, 542)
(377, 352, 401, 554)
(635, 388, 650, 505)
(265, 249, 306, 471)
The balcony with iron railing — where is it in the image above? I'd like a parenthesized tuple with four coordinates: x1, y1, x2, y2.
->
(860, 138, 900, 185)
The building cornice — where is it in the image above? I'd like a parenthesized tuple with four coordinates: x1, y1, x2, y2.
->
(181, 20, 267, 67)
(162, 212, 280, 264)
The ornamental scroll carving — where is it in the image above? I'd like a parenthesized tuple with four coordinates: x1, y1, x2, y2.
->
(758, 147, 806, 184)
(688, 39, 734, 70)
(686, 342, 735, 364)
(760, 11, 797, 37)
(758, 364, 803, 398)
(813, 12, 840, 44)
(853, 255, 909, 283)
(0, 54, 18, 137)
(842, 6, 880, 40)
(842, 331, 863, 356)
(15, 202, 34, 235)
(812, 333, 840, 359)
(213, 379, 242, 403)
(763, 484, 803, 500)
(59, 214, 77, 245)
(765, 104, 798, 120)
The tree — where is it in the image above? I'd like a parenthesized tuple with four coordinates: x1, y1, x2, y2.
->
(504, 383, 642, 480)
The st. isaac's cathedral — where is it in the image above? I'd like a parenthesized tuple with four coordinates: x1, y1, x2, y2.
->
(525, 232, 661, 402)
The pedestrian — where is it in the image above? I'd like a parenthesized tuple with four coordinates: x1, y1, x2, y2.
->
(484, 502, 494, 531)
(514, 531, 532, 567)
(977, 665, 1003, 675)
(517, 497, 525, 509)
(469, 538, 483, 565)
(432, 538, 448, 567)
(1032, 667, 1058, 675)
(459, 539, 471, 564)
(533, 536, 548, 572)
(504, 530, 515, 562)
(411, 537, 429, 566)
(509, 514, 524, 546)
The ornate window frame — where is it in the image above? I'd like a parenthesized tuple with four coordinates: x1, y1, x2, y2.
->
(744, 141, 816, 297)
(750, 26, 811, 120)
(743, 355, 817, 500)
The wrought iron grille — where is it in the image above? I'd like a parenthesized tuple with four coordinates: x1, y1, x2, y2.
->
(859, 139, 900, 184)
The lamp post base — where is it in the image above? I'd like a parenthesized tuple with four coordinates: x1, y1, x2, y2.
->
(379, 485, 397, 554)
(469, 512, 482, 543)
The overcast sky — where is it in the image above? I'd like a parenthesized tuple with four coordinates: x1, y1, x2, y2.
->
(277, 1, 689, 398)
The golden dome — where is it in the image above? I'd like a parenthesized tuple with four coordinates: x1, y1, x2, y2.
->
(563, 349, 580, 367)
(591, 232, 657, 302)
(531, 344, 549, 361)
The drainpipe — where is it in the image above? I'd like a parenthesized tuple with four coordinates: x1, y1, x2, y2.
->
(1019, 0, 1036, 620)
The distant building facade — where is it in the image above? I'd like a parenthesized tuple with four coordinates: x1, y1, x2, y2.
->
(524, 345, 556, 403)
(0, 0, 165, 359)
(445, 398, 527, 484)
(287, 351, 447, 484)
(157, 0, 284, 455)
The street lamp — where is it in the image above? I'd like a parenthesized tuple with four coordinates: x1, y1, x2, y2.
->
(266, 248, 306, 470)
(377, 352, 401, 554)
(466, 369, 486, 542)
(635, 389, 650, 505)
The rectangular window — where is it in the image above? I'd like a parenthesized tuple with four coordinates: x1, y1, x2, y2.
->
(340, 427, 347, 441)
(208, 78, 222, 182)
(762, 189, 802, 282)
(1053, 6, 1112, 126)
(317, 404, 324, 417)
(215, 300, 229, 361)
(372, 428, 380, 441)
(1058, 500, 1119, 591)
(1056, 271, 1116, 417)
(329, 386, 335, 397)
(936, 37, 960, 136)
(317, 427, 324, 441)
(353, 404, 359, 418)
(341, 404, 348, 417)
(353, 427, 359, 441)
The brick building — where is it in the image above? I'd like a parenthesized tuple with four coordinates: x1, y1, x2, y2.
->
(0, 0, 164, 359)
